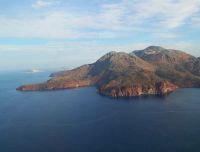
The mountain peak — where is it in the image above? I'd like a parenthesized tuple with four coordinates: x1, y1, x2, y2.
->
(133, 46, 167, 56)
(145, 46, 166, 51)
(97, 51, 117, 62)
(132, 45, 195, 65)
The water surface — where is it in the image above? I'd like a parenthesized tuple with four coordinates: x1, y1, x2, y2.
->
(0, 71, 200, 152)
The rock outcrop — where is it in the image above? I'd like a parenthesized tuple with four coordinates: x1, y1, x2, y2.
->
(99, 81, 178, 97)
(17, 46, 200, 98)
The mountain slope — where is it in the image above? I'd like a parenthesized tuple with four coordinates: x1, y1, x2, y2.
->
(132, 46, 200, 87)
(17, 46, 200, 97)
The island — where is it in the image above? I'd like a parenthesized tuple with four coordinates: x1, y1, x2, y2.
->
(25, 69, 43, 73)
(17, 46, 200, 97)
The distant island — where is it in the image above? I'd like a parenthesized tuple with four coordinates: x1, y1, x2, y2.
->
(25, 69, 43, 73)
(17, 46, 200, 97)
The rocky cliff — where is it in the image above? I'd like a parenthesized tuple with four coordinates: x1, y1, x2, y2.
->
(99, 81, 177, 97)
(17, 46, 200, 97)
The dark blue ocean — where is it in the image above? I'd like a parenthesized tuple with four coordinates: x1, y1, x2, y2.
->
(0, 71, 200, 152)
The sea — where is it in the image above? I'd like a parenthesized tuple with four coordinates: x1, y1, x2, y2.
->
(0, 70, 200, 152)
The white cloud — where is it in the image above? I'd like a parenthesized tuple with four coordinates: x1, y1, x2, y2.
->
(0, 12, 84, 39)
(191, 16, 200, 28)
(32, 0, 60, 9)
(153, 32, 178, 39)
(113, 0, 200, 29)
(158, 0, 200, 28)
(0, 0, 200, 39)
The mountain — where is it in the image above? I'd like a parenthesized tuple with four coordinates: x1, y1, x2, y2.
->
(132, 46, 200, 87)
(17, 46, 200, 97)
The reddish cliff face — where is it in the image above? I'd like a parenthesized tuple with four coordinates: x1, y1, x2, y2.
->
(99, 81, 178, 97)
(18, 80, 177, 97)
(155, 81, 178, 94)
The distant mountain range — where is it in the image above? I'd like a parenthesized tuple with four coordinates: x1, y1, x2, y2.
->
(17, 46, 200, 97)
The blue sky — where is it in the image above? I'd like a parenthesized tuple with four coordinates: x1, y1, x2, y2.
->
(0, 0, 200, 70)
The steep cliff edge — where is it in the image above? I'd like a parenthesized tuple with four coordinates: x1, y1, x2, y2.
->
(99, 81, 177, 97)
(17, 46, 200, 97)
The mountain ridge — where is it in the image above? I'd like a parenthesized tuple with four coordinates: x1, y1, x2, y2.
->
(17, 46, 200, 97)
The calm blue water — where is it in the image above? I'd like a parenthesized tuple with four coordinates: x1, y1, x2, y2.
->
(0, 71, 200, 152)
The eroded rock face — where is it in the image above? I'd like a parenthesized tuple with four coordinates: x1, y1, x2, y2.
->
(18, 80, 177, 97)
(99, 81, 178, 97)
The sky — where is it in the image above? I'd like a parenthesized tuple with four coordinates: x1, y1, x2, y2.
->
(0, 0, 200, 70)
